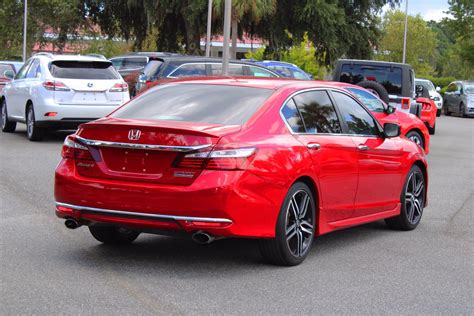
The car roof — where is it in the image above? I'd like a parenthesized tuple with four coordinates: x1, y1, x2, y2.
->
(111, 52, 181, 58)
(155, 77, 360, 91)
(33, 54, 110, 62)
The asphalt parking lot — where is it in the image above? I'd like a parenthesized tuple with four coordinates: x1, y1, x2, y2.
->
(1, 115, 472, 315)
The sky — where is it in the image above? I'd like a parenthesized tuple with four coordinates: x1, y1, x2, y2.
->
(382, 0, 451, 21)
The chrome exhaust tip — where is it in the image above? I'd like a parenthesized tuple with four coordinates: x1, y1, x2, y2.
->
(64, 219, 80, 229)
(192, 231, 215, 245)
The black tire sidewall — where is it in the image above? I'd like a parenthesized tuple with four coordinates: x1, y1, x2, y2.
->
(274, 182, 316, 265)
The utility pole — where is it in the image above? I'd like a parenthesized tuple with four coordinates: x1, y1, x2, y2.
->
(23, 0, 28, 62)
(402, 0, 408, 64)
(222, 0, 232, 75)
(205, 0, 213, 57)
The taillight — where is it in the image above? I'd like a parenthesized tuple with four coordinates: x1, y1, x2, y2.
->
(61, 135, 94, 161)
(175, 147, 256, 170)
(43, 80, 70, 91)
(109, 82, 128, 92)
(421, 102, 432, 111)
(401, 98, 411, 110)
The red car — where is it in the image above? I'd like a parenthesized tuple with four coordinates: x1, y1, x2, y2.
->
(55, 78, 428, 266)
(331, 82, 431, 154)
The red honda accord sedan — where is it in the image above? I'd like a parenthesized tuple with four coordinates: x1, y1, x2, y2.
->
(55, 78, 428, 266)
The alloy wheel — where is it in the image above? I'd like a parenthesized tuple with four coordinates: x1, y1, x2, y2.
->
(285, 190, 314, 257)
(27, 107, 34, 137)
(408, 134, 421, 146)
(404, 171, 424, 225)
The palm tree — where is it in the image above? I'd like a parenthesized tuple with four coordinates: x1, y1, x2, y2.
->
(215, 0, 276, 59)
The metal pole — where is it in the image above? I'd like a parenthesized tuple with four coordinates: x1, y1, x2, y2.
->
(402, 0, 408, 64)
(23, 0, 28, 61)
(205, 0, 213, 57)
(222, 0, 231, 75)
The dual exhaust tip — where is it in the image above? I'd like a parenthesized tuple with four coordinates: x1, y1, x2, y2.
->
(65, 220, 215, 245)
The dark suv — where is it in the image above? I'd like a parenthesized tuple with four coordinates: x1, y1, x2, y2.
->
(135, 57, 280, 94)
(333, 59, 420, 116)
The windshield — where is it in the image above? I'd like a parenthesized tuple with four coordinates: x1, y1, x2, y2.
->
(464, 84, 474, 94)
(415, 80, 435, 92)
(49, 61, 120, 80)
(111, 84, 273, 125)
(346, 87, 386, 112)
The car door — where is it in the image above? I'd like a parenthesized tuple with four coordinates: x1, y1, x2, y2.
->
(6, 59, 33, 118)
(18, 59, 41, 119)
(445, 83, 456, 111)
(330, 90, 404, 217)
(281, 89, 359, 223)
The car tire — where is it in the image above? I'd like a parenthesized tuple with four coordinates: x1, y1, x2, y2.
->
(89, 225, 140, 244)
(460, 103, 467, 118)
(259, 182, 316, 266)
(428, 123, 436, 135)
(26, 104, 45, 141)
(385, 165, 425, 231)
(444, 103, 451, 116)
(436, 109, 441, 117)
(356, 80, 390, 104)
(405, 130, 424, 149)
(1, 99, 16, 133)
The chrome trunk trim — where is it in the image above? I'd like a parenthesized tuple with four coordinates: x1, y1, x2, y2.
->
(75, 135, 212, 152)
(55, 202, 233, 223)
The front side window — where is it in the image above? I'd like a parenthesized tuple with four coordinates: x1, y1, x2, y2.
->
(339, 64, 403, 95)
(292, 90, 342, 134)
(332, 91, 379, 136)
(168, 64, 207, 78)
(26, 59, 40, 79)
(111, 84, 273, 125)
(49, 61, 120, 80)
(210, 64, 245, 76)
(346, 87, 386, 112)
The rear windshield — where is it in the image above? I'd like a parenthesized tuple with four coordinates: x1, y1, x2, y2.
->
(339, 64, 402, 95)
(111, 84, 273, 125)
(49, 61, 120, 80)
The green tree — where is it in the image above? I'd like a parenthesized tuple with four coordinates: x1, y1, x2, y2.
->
(376, 10, 437, 76)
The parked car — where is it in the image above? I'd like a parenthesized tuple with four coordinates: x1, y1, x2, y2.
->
(134, 57, 280, 94)
(333, 82, 430, 153)
(333, 59, 421, 117)
(415, 97, 437, 135)
(1, 53, 130, 141)
(110, 52, 181, 95)
(415, 78, 443, 116)
(0, 61, 23, 99)
(443, 81, 474, 118)
(247, 60, 312, 80)
(55, 78, 428, 266)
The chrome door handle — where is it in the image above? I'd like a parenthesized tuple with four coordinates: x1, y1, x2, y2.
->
(307, 143, 321, 150)
(357, 145, 369, 151)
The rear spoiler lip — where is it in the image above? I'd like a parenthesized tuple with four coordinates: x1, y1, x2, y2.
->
(75, 135, 212, 152)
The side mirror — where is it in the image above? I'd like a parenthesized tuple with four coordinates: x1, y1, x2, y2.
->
(4, 70, 14, 80)
(385, 105, 396, 114)
(436, 86, 441, 92)
(384, 123, 401, 138)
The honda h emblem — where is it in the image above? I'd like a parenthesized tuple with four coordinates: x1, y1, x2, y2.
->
(87, 82, 94, 88)
(128, 129, 141, 141)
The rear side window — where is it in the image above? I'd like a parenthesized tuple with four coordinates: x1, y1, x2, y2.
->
(248, 66, 278, 78)
(49, 61, 120, 80)
(210, 64, 245, 76)
(111, 84, 273, 125)
(339, 64, 402, 95)
(281, 99, 305, 133)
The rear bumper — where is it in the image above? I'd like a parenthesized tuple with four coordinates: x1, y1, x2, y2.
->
(55, 159, 281, 238)
(34, 100, 122, 123)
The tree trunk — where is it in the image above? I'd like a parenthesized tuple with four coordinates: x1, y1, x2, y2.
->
(231, 16, 238, 59)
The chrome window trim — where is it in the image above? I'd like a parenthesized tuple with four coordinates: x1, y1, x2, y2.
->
(56, 202, 233, 223)
(75, 135, 212, 152)
(278, 87, 382, 138)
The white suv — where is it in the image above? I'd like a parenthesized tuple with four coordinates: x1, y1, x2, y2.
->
(1, 53, 130, 141)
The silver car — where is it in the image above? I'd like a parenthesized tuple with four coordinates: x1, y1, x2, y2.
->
(1, 53, 130, 141)
(443, 81, 474, 118)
